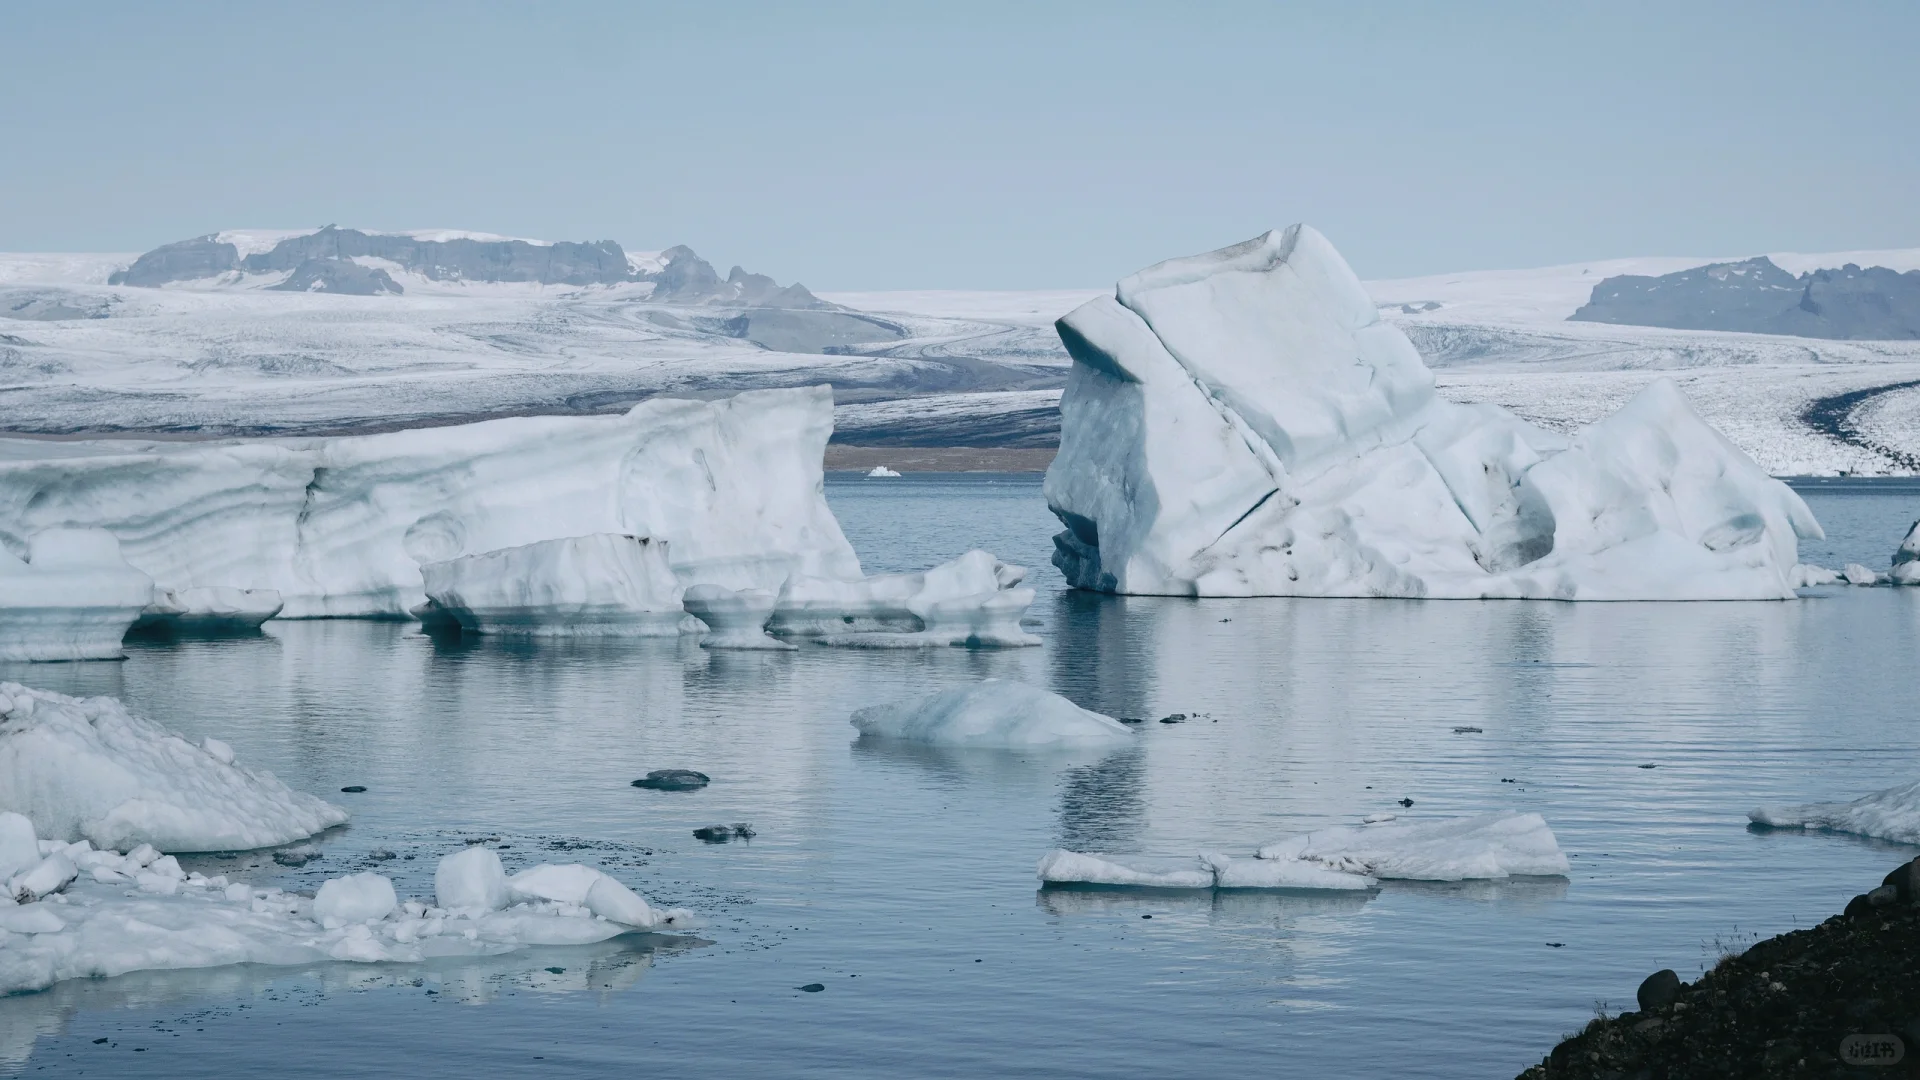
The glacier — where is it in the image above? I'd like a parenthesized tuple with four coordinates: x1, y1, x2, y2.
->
(0, 827, 694, 996)
(1044, 225, 1826, 600)
(1037, 812, 1569, 891)
(0, 387, 861, 618)
(850, 680, 1133, 749)
(0, 683, 347, 853)
(0, 529, 153, 661)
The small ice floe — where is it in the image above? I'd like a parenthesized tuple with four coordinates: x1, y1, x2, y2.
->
(1037, 812, 1569, 892)
(852, 680, 1133, 749)
(0, 834, 694, 995)
(1842, 563, 1886, 586)
(1789, 563, 1842, 588)
(1749, 780, 1920, 845)
(0, 682, 347, 852)
(419, 533, 686, 637)
(772, 550, 1039, 648)
(865, 466, 902, 478)
(681, 585, 793, 650)
(0, 529, 154, 662)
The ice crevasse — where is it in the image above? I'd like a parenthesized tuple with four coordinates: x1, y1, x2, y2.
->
(1044, 225, 1825, 600)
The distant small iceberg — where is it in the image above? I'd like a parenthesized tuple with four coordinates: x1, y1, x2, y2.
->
(866, 465, 902, 478)
(1751, 780, 1920, 845)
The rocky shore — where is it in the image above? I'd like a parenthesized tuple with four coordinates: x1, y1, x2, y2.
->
(1520, 857, 1920, 1078)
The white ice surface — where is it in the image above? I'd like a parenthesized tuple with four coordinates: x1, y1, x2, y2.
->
(865, 466, 901, 478)
(1045, 225, 1825, 600)
(681, 585, 792, 650)
(1750, 781, 1920, 845)
(0, 683, 347, 853)
(0, 387, 861, 618)
(420, 533, 685, 637)
(0, 832, 693, 996)
(136, 586, 283, 632)
(851, 680, 1132, 749)
(0, 529, 153, 661)
(773, 550, 1040, 648)
(1892, 521, 1920, 585)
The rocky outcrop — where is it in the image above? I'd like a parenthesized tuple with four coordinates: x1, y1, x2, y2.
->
(267, 257, 403, 296)
(1571, 257, 1920, 340)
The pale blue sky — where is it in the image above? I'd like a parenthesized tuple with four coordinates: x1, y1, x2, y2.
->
(3, 2, 1915, 288)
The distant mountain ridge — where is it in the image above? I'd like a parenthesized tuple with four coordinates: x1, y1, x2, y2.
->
(1570, 256, 1920, 339)
(108, 226, 834, 309)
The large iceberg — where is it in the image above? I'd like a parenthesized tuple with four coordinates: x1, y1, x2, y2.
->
(0, 387, 860, 618)
(1044, 226, 1824, 600)
(419, 533, 685, 636)
(1038, 812, 1569, 891)
(1750, 781, 1920, 845)
(0, 683, 347, 852)
(0, 529, 153, 661)
(772, 550, 1040, 647)
(851, 680, 1133, 749)
(0, 832, 693, 996)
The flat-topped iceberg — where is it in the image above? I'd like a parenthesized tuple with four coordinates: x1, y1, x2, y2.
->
(132, 586, 283, 635)
(773, 550, 1040, 647)
(0, 387, 860, 618)
(419, 533, 685, 637)
(0, 683, 347, 852)
(0, 529, 153, 661)
(1038, 812, 1569, 891)
(0, 831, 693, 996)
(1750, 781, 1920, 845)
(1045, 225, 1824, 600)
(853, 680, 1132, 749)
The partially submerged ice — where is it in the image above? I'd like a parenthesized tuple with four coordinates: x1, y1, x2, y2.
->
(0, 683, 346, 852)
(1893, 521, 1920, 586)
(852, 680, 1132, 749)
(1750, 781, 1920, 845)
(1038, 812, 1569, 890)
(1045, 225, 1824, 600)
(0, 387, 860, 618)
(132, 586, 283, 635)
(681, 585, 792, 650)
(419, 533, 685, 637)
(0, 529, 153, 661)
(0, 833, 693, 996)
(772, 550, 1040, 647)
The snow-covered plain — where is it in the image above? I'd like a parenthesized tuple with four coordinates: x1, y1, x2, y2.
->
(4, 242, 1919, 473)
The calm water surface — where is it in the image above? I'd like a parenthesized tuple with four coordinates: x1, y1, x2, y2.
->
(1, 474, 1916, 1078)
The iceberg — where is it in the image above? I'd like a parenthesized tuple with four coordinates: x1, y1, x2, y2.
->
(772, 550, 1040, 647)
(1037, 812, 1569, 891)
(851, 680, 1133, 749)
(0, 828, 694, 996)
(132, 586, 283, 635)
(865, 466, 902, 478)
(0, 682, 347, 852)
(681, 585, 793, 650)
(0, 387, 861, 618)
(0, 529, 153, 661)
(1892, 521, 1920, 586)
(1044, 225, 1824, 600)
(419, 533, 685, 637)
(1750, 781, 1920, 845)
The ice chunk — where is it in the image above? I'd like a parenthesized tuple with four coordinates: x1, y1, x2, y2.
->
(0, 682, 348, 852)
(682, 585, 793, 650)
(1789, 563, 1842, 587)
(0, 812, 40, 880)
(1843, 563, 1884, 585)
(133, 586, 283, 634)
(434, 845, 509, 912)
(773, 550, 1041, 647)
(865, 466, 902, 478)
(582, 876, 668, 928)
(1035, 850, 1217, 889)
(312, 872, 398, 927)
(851, 680, 1133, 749)
(8, 853, 77, 902)
(1253, 813, 1571, 881)
(507, 863, 605, 906)
(0, 529, 154, 661)
(1046, 225, 1823, 600)
(1891, 520, 1920, 586)
(0, 387, 861, 618)
(420, 533, 685, 637)
(1750, 780, 1920, 845)
(1201, 852, 1374, 890)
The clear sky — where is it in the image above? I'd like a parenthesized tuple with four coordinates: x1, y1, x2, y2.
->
(2, 1, 1915, 288)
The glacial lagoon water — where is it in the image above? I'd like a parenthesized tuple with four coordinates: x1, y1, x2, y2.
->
(2, 475, 1917, 1078)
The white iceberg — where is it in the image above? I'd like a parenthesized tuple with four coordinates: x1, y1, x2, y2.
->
(1037, 812, 1569, 891)
(1843, 562, 1885, 586)
(0, 830, 694, 996)
(1044, 225, 1824, 600)
(419, 533, 685, 637)
(132, 586, 283, 634)
(851, 680, 1133, 749)
(865, 466, 902, 478)
(0, 387, 861, 618)
(1789, 564, 1842, 588)
(0, 682, 347, 852)
(681, 585, 793, 650)
(1892, 521, 1920, 586)
(1749, 781, 1920, 845)
(0, 529, 153, 661)
(773, 550, 1040, 648)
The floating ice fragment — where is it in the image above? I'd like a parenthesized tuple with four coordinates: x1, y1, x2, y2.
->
(865, 466, 902, 478)
(435, 846, 510, 912)
(421, 534, 686, 637)
(852, 680, 1133, 749)
(774, 550, 1039, 648)
(1750, 780, 1920, 845)
(682, 585, 793, 650)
